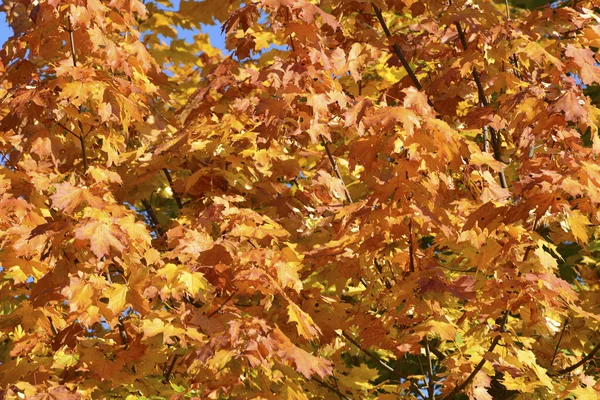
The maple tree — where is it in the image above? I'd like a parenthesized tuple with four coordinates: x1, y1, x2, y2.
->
(1, 0, 600, 398)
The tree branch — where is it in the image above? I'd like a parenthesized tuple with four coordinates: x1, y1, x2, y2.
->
(554, 342, 600, 375)
(371, 3, 437, 110)
(312, 377, 352, 400)
(342, 330, 394, 373)
(142, 198, 163, 236)
(425, 338, 436, 400)
(442, 311, 508, 399)
(551, 320, 568, 367)
(454, 20, 507, 189)
(208, 289, 238, 318)
(67, 17, 77, 67)
(163, 354, 178, 383)
(162, 168, 183, 209)
(372, 3, 423, 91)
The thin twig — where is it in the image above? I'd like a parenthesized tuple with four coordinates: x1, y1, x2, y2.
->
(208, 289, 238, 318)
(408, 219, 416, 273)
(312, 377, 352, 400)
(67, 18, 77, 67)
(321, 135, 352, 204)
(342, 330, 394, 373)
(442, 311, 508, 399)
(66, 16, 91, 173)
(54, 121, 79, 139)
(162, 168, 183, 209)
(78, 129, 88, 172)
(504, 0, 521, 78)
(554, 342, 600, 375)
(330, 372, 344, 400)
(424, 338, 436, 399)
(551, 320, 568, 366)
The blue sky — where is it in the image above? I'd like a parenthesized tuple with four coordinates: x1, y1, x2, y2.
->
(0, 14, 8, 45)
(0, 11, 227, 50)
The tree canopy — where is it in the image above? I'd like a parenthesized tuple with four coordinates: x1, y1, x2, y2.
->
(1, 0, 600, 398)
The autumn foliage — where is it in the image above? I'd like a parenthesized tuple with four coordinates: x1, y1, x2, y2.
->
(2, 0, 600, 398)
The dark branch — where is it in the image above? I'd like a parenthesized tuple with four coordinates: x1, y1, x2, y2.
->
(342, 330, 394, 373)
(425, 338, 436, 399)
(554, 342, 600, 375)
(312, 377, 352, 400)
(442, 311, 508, 399)
(163, 354, 178, 383)
(551, 320, 568, 367)
(162, 168, 184, 209)
(454, 20, 507, 189)
(372, 3, 423, 91)
(208, 289, 238, 318)
(142, 198, 164, 236)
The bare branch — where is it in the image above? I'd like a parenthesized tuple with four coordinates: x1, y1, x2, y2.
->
(142, 198, 164, 236)
(67, 17, 77, 67)
(372, 3, 423, 91)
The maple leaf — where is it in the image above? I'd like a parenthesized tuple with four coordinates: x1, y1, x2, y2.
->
(51, 182, 104, 214)
(74, 218, 125, 258)
(271, 327, 332, 379)
(565, 210, 590, 244)
(107, 283, 128, 314)
(565, 45, 600, 85)
(548, 91, 588, 122)
(4, 0, 600, 397)
(287, 303, 321, 339)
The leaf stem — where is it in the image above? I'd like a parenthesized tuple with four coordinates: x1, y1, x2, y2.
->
(321, 135, 352, 204)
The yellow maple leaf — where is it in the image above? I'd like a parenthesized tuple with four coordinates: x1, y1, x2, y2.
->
(287, 303, 321, 339)
(107, 284, 128, 314)
(337, 364, 379, 390)
(566, 210, 590, 244)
